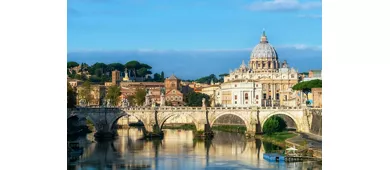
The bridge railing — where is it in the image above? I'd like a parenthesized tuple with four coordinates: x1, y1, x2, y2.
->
(69, 106, 304, 112)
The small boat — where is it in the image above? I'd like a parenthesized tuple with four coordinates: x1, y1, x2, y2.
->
(263, 153, 285, 162)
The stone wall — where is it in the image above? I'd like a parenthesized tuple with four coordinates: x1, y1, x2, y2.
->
(213, 114, 245, 125)
(309, 109, 322, 136)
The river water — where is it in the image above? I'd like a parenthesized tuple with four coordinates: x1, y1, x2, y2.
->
(68, 128, 321, 170)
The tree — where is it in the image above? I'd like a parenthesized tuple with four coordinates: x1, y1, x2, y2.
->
(153, 73, 161, 82)
(218, 73, 229, 83)
(106, 85, 121, 106)
(67, 82, 77, 108)
(185, 92, 210, 106)
(125, 61, 141, 77)
(140, 63, 152, 70)
(89, 62, 108, 78)
(134, 88, 147, 106)
(126, 95, 135, 106)
(108, 63, 125, 72)
(67, 61, 79, 68)
(136, 67, 149, 77)
(292, 79, 322, 100)
(160, 71, 165, 82)
(263, 115, 287, 134)
(195, 74, 219, 84)
(79, 80, 93, 104)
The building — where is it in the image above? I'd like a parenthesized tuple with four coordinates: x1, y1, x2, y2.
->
(311, 88, 322, 108)
(201, 81, 221, 107)
(303, 70, 322, 82)
(68, 79, 83, 88)
(76, 84, 106, 106)
(209, 31, 299, 107)
(164, 74, 184, 106)
(119, 81, 165, 105)
(112, 70, 121, 85)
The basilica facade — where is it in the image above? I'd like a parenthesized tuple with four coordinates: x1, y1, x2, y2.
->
(206, 31, 299, 107)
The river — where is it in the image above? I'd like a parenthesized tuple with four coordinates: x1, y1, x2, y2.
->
(67, 128, 321, 170)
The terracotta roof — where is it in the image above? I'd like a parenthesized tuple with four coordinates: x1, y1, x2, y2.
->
(167, 74, 179, 80)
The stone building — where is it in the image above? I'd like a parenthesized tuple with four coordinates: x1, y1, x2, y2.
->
(68, 79, 83, 88)
(303, 70, 322, 82)
(76, 84, 106, 106)
(164, 74, 184, 106)
(311, 88, 322, 108)
(207, 31, 299, 107)
(112, 70, 121, 85)
(119, 82, 165, 105)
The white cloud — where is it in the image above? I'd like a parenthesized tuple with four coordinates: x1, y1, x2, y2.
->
(297, 14, 322, 19)
(247, 0, 321, 11)
(276, 44, 322, 50)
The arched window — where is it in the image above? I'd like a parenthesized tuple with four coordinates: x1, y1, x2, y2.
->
(256, 95, 259, 99)
(245, 93, 248, 100)
(276, 93, 280, 100)
(234, 95, 237, 100)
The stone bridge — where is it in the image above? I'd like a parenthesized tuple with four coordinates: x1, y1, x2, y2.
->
(67, 106, 321, 139)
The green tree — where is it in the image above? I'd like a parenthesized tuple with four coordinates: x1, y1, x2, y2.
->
(153, 73, 161, 82)
(106, 85, 121, 106)
(67, 61, 79, 68)
(126, 95, 135, 106)
(185, 92, 210, 106)
(263, 115, 287, 134)
(195, 74, 219, 84)
(137, 67, 149, 77)
(160, 71, 165, 82)
(67, 82, 77, 108)
(292, 79, 322, 99)
(89, 62, 108, 78)
(218, 73, 229, 83)
(125, 61, 141, 77)
(108, 63, 125, 72)
(134, 88, 147, 106)
(79, 80, 93, 104)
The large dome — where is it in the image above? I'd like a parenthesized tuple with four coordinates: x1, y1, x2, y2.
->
(250, 31, 278, 59)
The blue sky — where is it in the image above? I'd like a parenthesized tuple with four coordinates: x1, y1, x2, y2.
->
(68, 0, 322, 79)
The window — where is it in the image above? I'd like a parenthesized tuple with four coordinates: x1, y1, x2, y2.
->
(276, 93, 280, 100)
(235, 84, 237, 87)
(171, 83, 175, 88)
(235, 95, 237, 100)
(284, 95, 287, 100)
(245, 93, 248, 100)
(256, 95, 259, 99)
(235, 101, 237, 104)
(263, 93, 266, 99)
(256, 84, 258, 87)
(256, 101, 258, 104)
(291, 74, 295, 78)
(269, 95, 271, 99)
(245, 101, 248, 104)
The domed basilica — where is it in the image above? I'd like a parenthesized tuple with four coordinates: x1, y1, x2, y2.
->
(210, 31, 299, 107)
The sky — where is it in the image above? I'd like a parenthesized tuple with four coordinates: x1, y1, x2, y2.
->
(68, 0, 322, 79)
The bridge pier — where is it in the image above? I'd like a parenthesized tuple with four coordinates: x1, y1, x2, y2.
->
(245, 123, 261, 137)
(142, 123, 164, 138)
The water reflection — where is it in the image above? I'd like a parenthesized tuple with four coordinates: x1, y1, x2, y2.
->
(68, 128, 321, 170)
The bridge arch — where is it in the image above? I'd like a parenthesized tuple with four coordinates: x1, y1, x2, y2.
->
(209, 112, 251, 131)
(108, 111, 133, 131)
(158, 112, 200, 131)
(261, 111, 300, 132)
